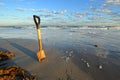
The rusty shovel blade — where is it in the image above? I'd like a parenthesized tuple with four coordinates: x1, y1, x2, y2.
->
(37, 50, 46, 62)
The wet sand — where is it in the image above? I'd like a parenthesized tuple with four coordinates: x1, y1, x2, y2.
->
(0, 38, 120, 80)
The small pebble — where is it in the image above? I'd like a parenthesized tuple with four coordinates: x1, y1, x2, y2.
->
(94, 45, 98, 47)
(86, 63, 90, 68)
(99, 65, 103, 69)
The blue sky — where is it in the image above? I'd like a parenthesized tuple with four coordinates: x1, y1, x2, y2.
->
(0, 0, 120, 26)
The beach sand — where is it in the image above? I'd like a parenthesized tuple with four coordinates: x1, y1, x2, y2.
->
(0, 38, 120, 80)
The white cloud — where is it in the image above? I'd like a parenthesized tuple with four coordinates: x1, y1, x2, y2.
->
(88, 17, 98, 20)
(52, 10, 67, 14)
(89, 6, 96, 10)
(72, 12, 88, 18)
(90, 7, 112, 13)
(101, 3, 110, 8)
(95, 9, 112, 13)
(112, 18, 120, 21)
(30, 9, 49, 12)
(110, 15, 120, 21)
(16, 8, 25, 11)
(88, 15, 104, 21)
(0, 2, 4, 6)
(40, 14, 53, 18)
(106, 0, 120, 5)
(89, 5, 112, 13)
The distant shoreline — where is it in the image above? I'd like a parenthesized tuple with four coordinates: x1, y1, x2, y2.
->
(0, 25, 120, 30)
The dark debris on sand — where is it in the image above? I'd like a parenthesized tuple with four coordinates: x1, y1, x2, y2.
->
(0, 51, 14, 61)
(0, 51, 37, 80)
(94, 45, 98, 47)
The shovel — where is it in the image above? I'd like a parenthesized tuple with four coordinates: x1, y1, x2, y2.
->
(33, 15, 46, 62)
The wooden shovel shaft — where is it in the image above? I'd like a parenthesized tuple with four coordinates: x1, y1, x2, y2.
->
(37, 27, 43, 50)
(33, 15, 43, 51)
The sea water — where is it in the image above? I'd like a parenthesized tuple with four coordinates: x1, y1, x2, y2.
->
(0, 27, 120, 45)
(0, 27, 120, 52)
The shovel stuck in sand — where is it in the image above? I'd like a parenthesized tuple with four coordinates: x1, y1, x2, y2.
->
(33, 15, 46, 62)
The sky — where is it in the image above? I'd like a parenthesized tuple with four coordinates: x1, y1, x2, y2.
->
(0, 0, 120, 26)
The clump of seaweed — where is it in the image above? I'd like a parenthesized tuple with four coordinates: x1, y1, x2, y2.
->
(0, 51, 37, 80)
(0, 51, 14, 61)
(0, 65, 36, 80)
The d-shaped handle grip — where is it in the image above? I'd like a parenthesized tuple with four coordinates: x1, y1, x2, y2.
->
(33, 15, 40, 29)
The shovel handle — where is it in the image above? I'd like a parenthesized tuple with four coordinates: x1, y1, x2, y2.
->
(33, 15, 40, 29)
